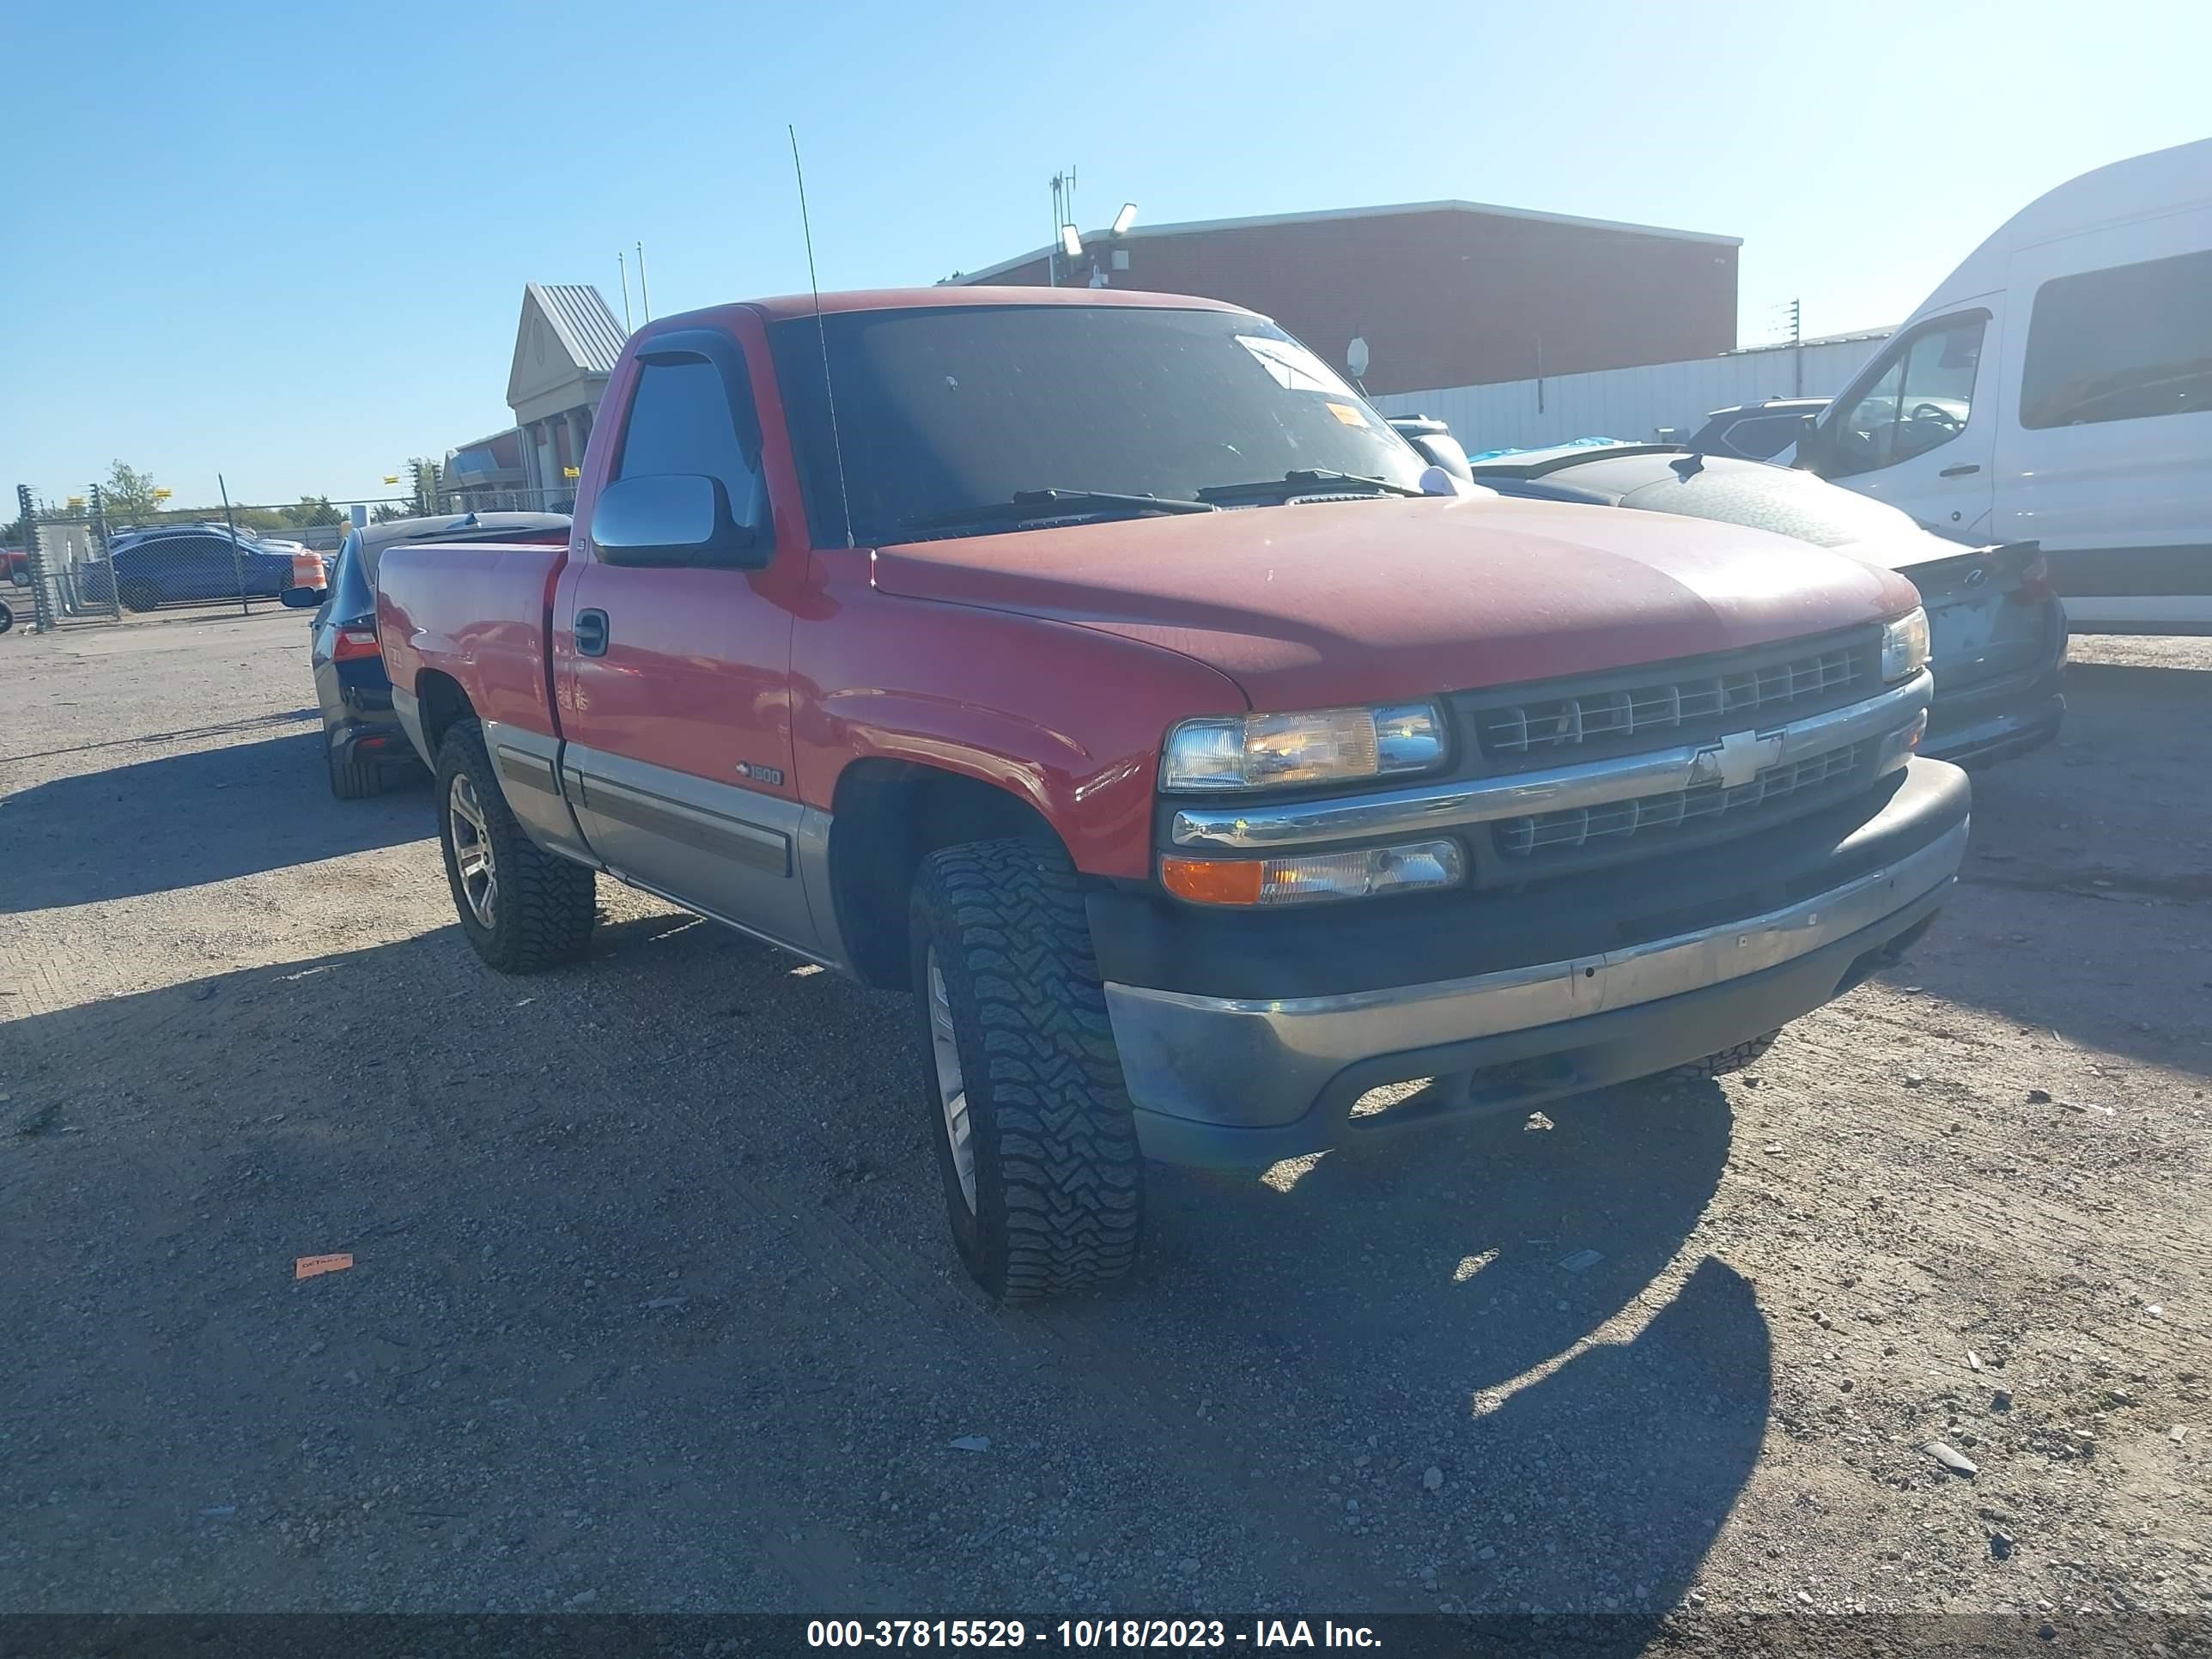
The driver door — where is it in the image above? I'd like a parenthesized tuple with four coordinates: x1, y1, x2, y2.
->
(1814, 309, 1999, 541)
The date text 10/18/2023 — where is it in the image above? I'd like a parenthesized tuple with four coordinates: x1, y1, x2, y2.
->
(806, 1620, 1383, 1649)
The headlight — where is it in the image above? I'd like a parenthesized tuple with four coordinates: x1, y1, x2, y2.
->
(1161, 702, 1444, 792)
(1881, 606, 1930, 683)
(1161, 839, 1465, 907)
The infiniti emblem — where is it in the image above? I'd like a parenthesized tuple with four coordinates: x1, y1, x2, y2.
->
(1691, 727, 1786, 790)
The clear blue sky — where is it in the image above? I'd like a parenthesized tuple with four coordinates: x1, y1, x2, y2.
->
(4, 0, 2206, 507)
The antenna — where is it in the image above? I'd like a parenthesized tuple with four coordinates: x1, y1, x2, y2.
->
(635, 241, 651, 321)
(789, 124, 855, 550)
(617, 251, 633, 332)
(1048, 173, 1062, 286)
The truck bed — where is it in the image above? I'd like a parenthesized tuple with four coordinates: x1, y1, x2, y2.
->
(378, 541, 569, 741)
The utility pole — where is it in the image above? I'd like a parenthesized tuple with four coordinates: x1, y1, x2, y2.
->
(1788, 298, 1803, 395)
(218, 475, 248, 616)
(88, 483, 118, 620)
(1048, 167, 1079, 285)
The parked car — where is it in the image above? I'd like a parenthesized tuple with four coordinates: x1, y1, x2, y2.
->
(2, 545, 27, 586)
(1686, 398, 1827, 461)
(90, 526, 298, 610)
(282, 511, 570, 799)
(1790, 136, 2212, 632)
(108, 522, 228, 553)
(377, 286, 1964, 1302)
(1464, 441, 2065, 768)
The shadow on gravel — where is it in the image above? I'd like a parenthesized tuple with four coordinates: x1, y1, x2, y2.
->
(2, 917, 1763, 1615)
(0, 731, 429, 912)
(1091, 1085, 1766, 1613)
(1898, 653, 2212, 1075)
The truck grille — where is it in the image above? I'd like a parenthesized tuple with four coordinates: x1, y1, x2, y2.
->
(1474, 639, 1872, 762)
(1495, 739, 1873, 860)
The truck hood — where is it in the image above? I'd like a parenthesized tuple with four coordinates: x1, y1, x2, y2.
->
(872, 495, 1922, 710)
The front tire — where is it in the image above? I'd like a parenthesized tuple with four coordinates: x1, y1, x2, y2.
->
(434, 719, 595, 972)
(909, 838, 1144, 1303)
(119, 579, 161, 612)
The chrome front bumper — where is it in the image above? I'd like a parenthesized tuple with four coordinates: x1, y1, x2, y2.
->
(1106, 810, 1968, 1165)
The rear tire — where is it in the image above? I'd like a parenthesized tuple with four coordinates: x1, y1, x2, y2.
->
(908, 837, 1144, 1303)
(1671, 1029, 1780, 1080)
(119, 579, 161, 612)
(434, 719, 595, 972)
(327, 744, 383, 800)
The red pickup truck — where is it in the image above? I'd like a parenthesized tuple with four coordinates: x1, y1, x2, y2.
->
(380, 286, 1966, 1301)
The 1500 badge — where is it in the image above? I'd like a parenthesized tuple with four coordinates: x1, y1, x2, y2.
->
(736, 761, 785, 787)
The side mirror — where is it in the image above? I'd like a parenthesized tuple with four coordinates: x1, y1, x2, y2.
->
(592, 474, 768, 569)
(281, 585, 325, 609)
(1408, 433, 1474, 483)
(1790, 416, 1825, 473)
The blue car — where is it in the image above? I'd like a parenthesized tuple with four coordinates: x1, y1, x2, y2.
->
(100, 526, 299, 610)
(284, 511, 571, 798)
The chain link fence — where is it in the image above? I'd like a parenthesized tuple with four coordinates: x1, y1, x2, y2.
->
(6, 479, 578, 633)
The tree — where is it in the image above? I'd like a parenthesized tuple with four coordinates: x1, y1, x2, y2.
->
(370, 503, 410, 524)
(283, 495, 343, 529)
(102, 460, 163, 526)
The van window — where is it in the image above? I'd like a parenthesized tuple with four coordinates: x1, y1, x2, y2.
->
(2020, 248, 2212, 429)
(1713, 414, 1809, 460)
(1825, 315, 1986, 477)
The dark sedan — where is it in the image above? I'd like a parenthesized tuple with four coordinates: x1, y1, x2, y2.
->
(285, 511, 570, 798)
(1462, 442, 2067, 769)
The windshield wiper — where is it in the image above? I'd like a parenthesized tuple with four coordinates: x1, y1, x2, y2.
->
(1196, 469, 1425, 505)
(908, 489, 1218, 533)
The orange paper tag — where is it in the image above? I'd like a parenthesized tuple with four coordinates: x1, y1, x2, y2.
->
(1325, 401, 1367, 427)
(295, 1253, 354, 1280)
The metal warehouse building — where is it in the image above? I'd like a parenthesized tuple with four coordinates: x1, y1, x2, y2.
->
(951, 199, 1741, 397)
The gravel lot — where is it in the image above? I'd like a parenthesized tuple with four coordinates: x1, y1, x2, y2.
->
(2, 611, 2207, 1627)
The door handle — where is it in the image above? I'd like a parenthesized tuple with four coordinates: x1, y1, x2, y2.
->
(1939, 464, 1981, 477)
(574, 608, 609, 657)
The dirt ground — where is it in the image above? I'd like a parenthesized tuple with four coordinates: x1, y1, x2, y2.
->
(1, 611, 2206, 1630)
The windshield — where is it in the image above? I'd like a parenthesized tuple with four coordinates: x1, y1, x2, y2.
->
(769, 304, 1425, 546)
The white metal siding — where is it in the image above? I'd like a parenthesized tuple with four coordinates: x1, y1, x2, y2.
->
(1373, 335, 1892, 453)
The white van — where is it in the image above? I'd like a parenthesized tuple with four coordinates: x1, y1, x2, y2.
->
(1794, 137, 2212, 630)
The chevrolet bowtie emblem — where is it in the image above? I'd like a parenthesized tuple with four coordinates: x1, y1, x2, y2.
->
(1692, 727, 1786, 789)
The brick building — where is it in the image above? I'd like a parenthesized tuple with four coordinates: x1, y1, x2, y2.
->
(951, 200, 1740, 398)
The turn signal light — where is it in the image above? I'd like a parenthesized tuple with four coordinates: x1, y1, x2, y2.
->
(1160, 856, 1267, 906)
(1161, 840, 1465, 907)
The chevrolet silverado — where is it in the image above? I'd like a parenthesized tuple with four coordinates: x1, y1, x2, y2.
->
(378, 287, 1966, 1301)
